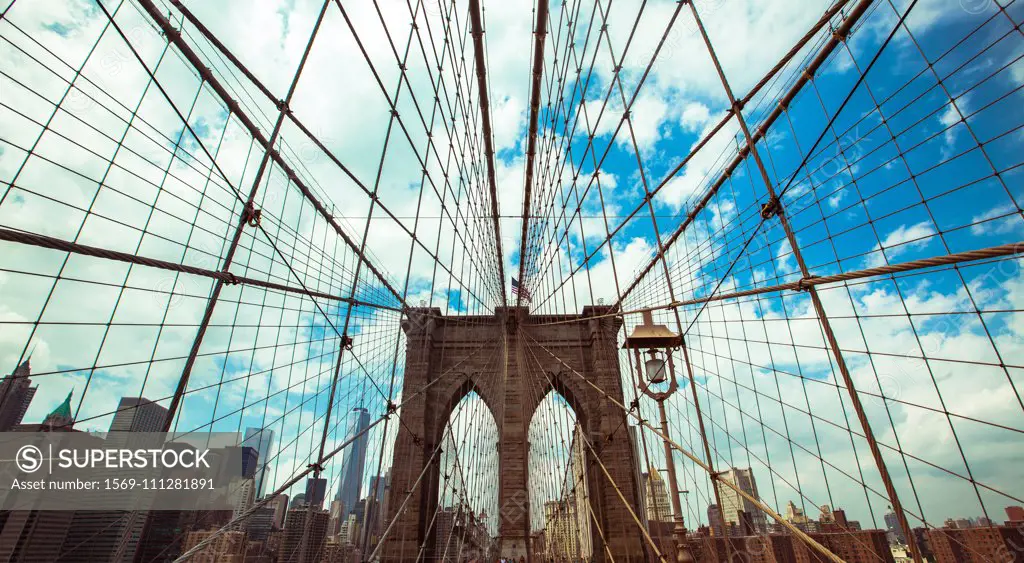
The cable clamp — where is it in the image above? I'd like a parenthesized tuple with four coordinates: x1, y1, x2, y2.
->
(386, 401, 398, 415)
(222, 271, 240, 285)
(628, 398, 640, 412)
(759, 196, 782, 220)
(796, 276, 819, 292)
(241, 203, 262, 228)
(732, 99, 745, 112)
(307, 462, 325, 472)
(341, 334, 354, 350)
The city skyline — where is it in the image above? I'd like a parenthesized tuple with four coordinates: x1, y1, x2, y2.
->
(0, 0, 1021, 560)
(1, 352, 1015, 537)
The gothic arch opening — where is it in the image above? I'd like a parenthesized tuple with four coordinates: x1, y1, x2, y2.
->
(528, 390, 593, 562)
(433, 390, 499, 560)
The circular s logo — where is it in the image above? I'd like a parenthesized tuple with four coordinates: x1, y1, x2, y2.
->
(959, 0, 991, 14)
(16, 445, 43, 473)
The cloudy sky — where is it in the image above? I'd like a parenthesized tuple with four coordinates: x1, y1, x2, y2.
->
(0, 0, 1022, 548)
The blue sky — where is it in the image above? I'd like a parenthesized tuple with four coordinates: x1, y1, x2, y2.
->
(0, 0, 1021, 542)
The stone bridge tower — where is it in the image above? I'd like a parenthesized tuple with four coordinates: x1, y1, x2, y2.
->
(380, 306, 647, 562)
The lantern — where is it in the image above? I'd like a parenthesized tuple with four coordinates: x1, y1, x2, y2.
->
(623, 310, 681, 393)
(645, 349, 667, 384)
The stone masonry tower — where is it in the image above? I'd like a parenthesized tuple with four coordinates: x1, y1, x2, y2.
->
(380, 306, 646, 562)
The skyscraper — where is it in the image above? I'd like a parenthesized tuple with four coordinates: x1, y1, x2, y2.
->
(243, 427, 276, 498)
(885, 508, 907, 544)
(108, 397, 168, 432)
(229, 477, 257, 521)
(715, 467, 767, 534)
(644, 467, 672, 522)
(61, 397, 168, 562)
(0, 358, 36, 431)
(708, 504, 724, 537)
(335, 407, 370, 515)
(306, 477, 328, 509)
(570, 424, 592, 559)
(281, 508, 328, 563)
(369, 473, 389, 504)
(0, 511, 74, 561)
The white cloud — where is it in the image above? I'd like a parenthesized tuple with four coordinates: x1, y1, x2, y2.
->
(868, 221, 937, 267)
(969, 203, 1023, 236)
(657, 111, 739, 210)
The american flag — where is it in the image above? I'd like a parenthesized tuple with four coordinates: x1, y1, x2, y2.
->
(511, 277, 531, 302)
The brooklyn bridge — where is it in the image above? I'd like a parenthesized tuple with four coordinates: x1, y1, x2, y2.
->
(0, 0, 1021, 561)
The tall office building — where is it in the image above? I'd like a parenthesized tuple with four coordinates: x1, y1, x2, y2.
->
(281, 508, 328, 563)
(0, 358, 36, 431)
(644, 467, 672, 522)
(569, 424, 592, 559)
(335, 407, 370, 514)
(369, 473, 389, 504)
(715, 467, 767, 533)
(230, 476, 257, 521)
(0, 511, 74, 561)
(885, 509, 907, 544)
(544, 500, 583, 560)
(306, 477, 328, 509)
(60, 397, 168, 562)
(108, 397, 168, 432)
(245, 505, 278, 542)
(0, 389, 78, 560)
(271, 494, 290, 527)
(328, 500, 345, 536)
(708, 504, 724, 537)
(243, 427, 276, 498)
(180, 529, 247, 561)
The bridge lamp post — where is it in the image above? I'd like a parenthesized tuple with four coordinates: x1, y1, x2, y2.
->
(624, 310, 695, 563)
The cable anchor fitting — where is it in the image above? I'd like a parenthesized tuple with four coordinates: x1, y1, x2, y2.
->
(241, 203, 262, 228)
(760, 196, 782, 220)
